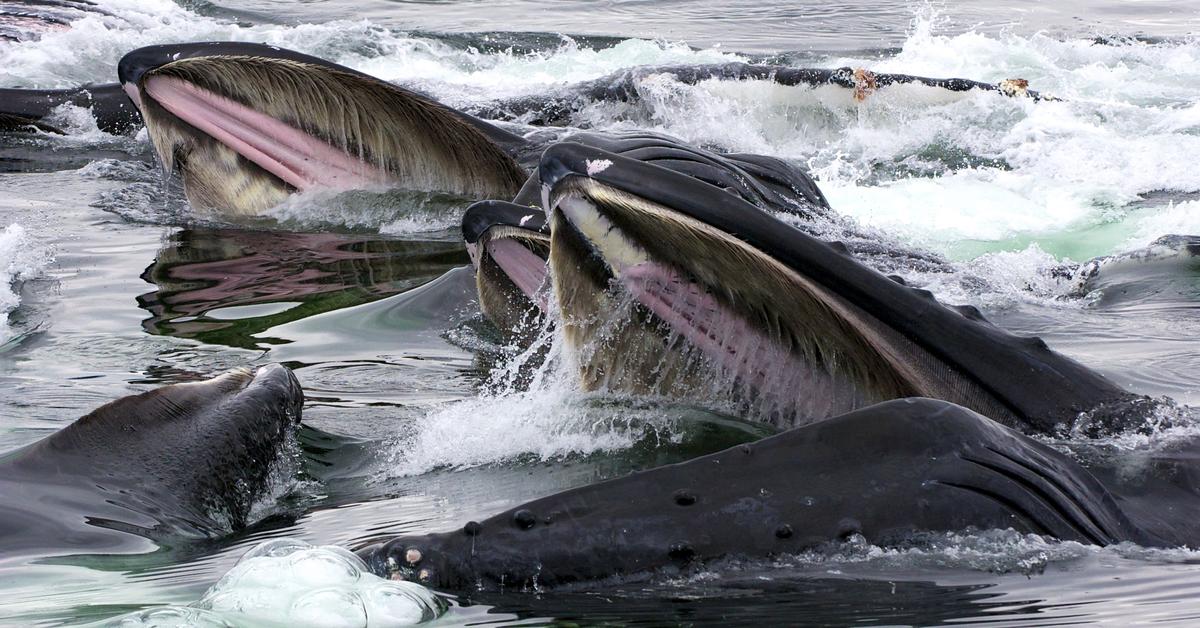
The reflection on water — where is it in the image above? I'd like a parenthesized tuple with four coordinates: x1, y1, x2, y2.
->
(138, 229, 469, 349)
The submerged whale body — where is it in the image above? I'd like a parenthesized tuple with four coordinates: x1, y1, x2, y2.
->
(0, 364, 302, 560)
(357, 398, 1195, 591)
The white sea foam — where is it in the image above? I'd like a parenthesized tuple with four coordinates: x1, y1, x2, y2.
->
(1122, 199, 1200, 250)
(0, 1, 740, 92)
(384, 316, 680, 475)
(97, 539, 446, 627)
(6, 1, 1198, 270)
(0, 224, 50, 346)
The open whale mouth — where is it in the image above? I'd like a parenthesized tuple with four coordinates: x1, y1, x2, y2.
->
(462, 200, 551, 336)
(118, 43, 525, 214)
(539, 142, 1047, 429)
(541, 146, 909, 426)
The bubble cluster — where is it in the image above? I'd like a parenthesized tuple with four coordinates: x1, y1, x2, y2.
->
(99, 540, 447, 627)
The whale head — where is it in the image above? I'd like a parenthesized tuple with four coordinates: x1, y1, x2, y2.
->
(118, 42, 525, 215)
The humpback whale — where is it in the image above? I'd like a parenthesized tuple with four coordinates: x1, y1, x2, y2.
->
(0, 364, 303, 560)
(353, 146, 1194, 594)
(462, 129, 834, 336)
(535, 142, 1148, 434)
(3, 41, 1192, 605)
(115, 42, 528, 214)
(356, 398, 1192, 591)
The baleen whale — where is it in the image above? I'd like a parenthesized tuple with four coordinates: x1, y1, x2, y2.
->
(0, 364, 302, 560)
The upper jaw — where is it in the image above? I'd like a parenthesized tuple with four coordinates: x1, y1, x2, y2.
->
(461, 200, 548, 246)
(539, 141, 768, 245)
(117, 42, 376, 96)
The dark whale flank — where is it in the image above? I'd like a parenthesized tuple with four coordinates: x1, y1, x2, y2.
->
(469, 62, 1057, 125)
(0, 364, 303, 559)
(0, 83, 140, 134)
(356, 398, 1157, 590)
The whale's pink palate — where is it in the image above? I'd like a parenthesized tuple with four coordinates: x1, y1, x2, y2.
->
(620, 261, 865, 419)
(143, 76, 388, 191)
(485, 237, 550, 309)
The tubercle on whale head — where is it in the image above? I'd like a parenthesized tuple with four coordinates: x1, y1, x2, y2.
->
(376, 528, 555, 590)
(356, 533, 481, 591)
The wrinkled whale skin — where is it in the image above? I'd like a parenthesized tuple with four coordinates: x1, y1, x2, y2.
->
(357, 398, 1161, 590)
(0, 364, 302, 560)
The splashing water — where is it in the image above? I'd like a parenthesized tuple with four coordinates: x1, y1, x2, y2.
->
(0, 223, 50, 346)
(95, 539, 447, 627)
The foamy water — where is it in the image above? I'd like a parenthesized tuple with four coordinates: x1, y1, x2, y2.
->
(6, 1, 1199, 304)
(0, 224, 49, 346)
(97, 540, 446, 627)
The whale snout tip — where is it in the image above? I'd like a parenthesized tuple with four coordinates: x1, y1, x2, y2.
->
(249, 363, 304, 414)
(117, 44, 174, 87)
(252, 362, 289, 382)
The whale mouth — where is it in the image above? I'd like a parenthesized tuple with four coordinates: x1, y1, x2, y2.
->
(544, 168, 909, 426)
(539, 143, 1066, 430)
(462, 200, 551, 335)
(118, 44, 525, 214)
(135, 74, 389, 194)
(476, 229, 551, 309)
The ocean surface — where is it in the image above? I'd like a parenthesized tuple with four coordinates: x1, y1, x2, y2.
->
(2, 0, 1200, 625)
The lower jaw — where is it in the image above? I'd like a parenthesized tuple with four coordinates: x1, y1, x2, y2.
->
(549, 203, 870, 424)
(554, 255, 869, 426)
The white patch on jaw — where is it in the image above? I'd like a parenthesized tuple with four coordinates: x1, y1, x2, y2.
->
(540, 183, 552, 216)
(519, 214, 534, 226)
(586, 159, 613, 176)
(465, 242, 480, 268)
(557, 196, 649, 278)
